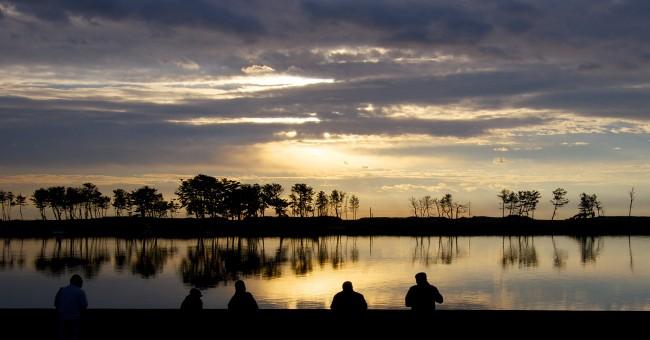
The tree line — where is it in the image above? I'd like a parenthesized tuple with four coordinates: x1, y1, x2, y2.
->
(0, 190, 28, 221)
(409, 194, 469, 219)
(2, 174, 361, 221)
(409, 187, 638, 219)
(175, 175, 360, 220)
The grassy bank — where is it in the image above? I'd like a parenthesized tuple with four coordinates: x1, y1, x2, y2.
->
(1, 216, 649, 237)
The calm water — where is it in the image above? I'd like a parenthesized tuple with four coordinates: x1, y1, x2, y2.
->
(1, 236, 649, 310)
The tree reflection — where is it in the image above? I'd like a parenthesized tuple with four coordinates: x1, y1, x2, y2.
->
(412, 236, 468, 265)
(501, 236, 538, 268)
(34, 238, 110, 278)
(112, 239, 177, 278)
(575, 236, 604, 264)
(551, 236, 568, 270)
(0, 239, 25, 270)
(179, 236, 361, 287)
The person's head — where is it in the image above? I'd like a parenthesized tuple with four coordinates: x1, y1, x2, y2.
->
(70, 274, 83, 288)
(235, 280, 246, 293)
(190, 288, 202, 298)
(342, 281, 353, 293)
(415, 272, 428, 285)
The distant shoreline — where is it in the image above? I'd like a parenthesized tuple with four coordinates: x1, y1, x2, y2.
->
(1, 216, 649, 237)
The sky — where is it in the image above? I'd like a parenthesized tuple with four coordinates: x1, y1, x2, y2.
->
(1, 0, 649, 218)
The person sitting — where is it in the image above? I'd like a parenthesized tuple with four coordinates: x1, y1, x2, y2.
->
(54, 274, 88, 340)
(228, 280, 258, 312)
(405, 272, 443, 313)
(330, 281, 368, 316)
(180, 288, 203, 311)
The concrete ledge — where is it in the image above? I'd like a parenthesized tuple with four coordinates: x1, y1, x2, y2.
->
(1, 309, 648, 338)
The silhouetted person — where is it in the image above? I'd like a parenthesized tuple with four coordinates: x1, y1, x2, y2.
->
(405, 272, 443, 313)
(54, 274, 88, 340)
(180, 288, 203, 311)
(331, 281, 368, 315)
(228, 280, 258, 313)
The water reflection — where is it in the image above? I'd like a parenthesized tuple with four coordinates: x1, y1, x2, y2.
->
(34, 238, 110, 278)
(575, 236, 604, 264)
(0, 239, 25, 270)
(114, 239, 177, 278)
(501, 236, 538, 268)
(551, 236, 568, 270)
(412, 236, 468, 265)
(180, 237, 362, 288)
(2, 236, 649, 310)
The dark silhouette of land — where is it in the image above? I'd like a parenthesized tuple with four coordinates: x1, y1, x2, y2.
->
(2, 216, 650, 238)
(1, 309, 648, 338)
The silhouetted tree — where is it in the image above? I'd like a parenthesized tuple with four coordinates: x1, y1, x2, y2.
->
(453, 202, 468, 219)
(240, 183, 263, 218)
(31, 188, 49, 220)
(576, 193, 601, 218)
(46, 186, 66, 220)
(291, 184, 314, 217)
(409, 196, 419, 217)
(516, 190, 541, 218)
(129, 186, 166, 218)
(167, 199, 180, 218)
(629, 187, 635, 217)
(0, 191, 13, 221)
(348, 195, 360, 219)
(497, 189, 512, 218)
(506, 191, 518, 216)
(6, 191, 15, 220)
(440, 193, 453, 218)
(80, 183, 103, 219)
(14, 194, 26, 220)
(550, 188, 569, 220)
(176, 174, 220, 219)
(260, 183, 287, 217)
(315, 191, 329, 216)
(112, 189, 130, 216)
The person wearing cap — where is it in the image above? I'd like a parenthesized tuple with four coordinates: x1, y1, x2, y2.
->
(181, 288, 204, 311)
(405, 272, 443, 312)
(54, 274, 88, 340)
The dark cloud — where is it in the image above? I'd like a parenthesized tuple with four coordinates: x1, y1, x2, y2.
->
(1, 0, 650, 174)
(301, 0, 492, 44)
(6, 0, 265, 36)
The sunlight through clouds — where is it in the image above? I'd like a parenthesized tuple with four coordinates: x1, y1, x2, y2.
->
(167, 117, 321, 125)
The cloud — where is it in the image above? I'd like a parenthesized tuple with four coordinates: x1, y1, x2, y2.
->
(5, 0, 266, 36)
(241, 65, 275, 74)
(167, 117, 321, 125)
(379, 183, 453, 193)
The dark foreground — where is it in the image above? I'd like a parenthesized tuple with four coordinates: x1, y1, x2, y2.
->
(1, 309, 648, 338)
(1, 216, 650, 237)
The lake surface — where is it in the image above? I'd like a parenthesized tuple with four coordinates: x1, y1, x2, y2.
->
(1, 236, 649, 310)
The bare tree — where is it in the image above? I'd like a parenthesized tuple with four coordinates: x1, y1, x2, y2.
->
(497, 189, 511, 218)
(409, 197, 419, 217)
(629, 187, 635, 217)
(348, 195, 360, 219)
